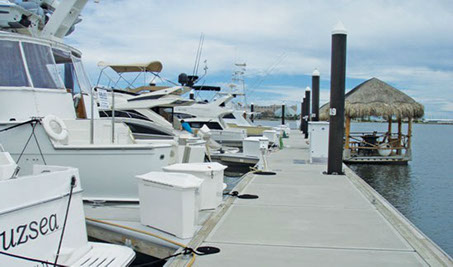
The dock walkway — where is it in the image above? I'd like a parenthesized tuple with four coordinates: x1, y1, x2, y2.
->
(175, 130, 451, 266)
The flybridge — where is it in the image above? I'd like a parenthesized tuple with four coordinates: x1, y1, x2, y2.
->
(0, 0, 88, 40)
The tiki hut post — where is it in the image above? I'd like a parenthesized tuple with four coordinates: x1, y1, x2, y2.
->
(327, 21, 347, 174)
(388, 117, 392, 135)
(345, 116, 351, 149)
(407, 118, 412, 149)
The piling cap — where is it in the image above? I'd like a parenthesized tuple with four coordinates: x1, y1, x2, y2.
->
(189, 89, 194, 94)
(312, 69, 320, 76)
(305, 86, 311, 92)
(332, 21, 347, 35)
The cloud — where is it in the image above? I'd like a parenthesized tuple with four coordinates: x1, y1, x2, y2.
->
(65, 0, 453, 118)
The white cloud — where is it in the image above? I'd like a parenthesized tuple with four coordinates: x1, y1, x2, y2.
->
(65, 0, 453, 118)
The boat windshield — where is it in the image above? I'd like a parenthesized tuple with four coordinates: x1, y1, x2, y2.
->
(52, 47, 92, 95)
(0, 38, 93, 94)
(0, 40, 30, 87)
(72, 56, 92, 94)
(22, 42, 65, 89)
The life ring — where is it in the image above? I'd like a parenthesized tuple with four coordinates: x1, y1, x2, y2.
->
(42, 115, 68, 141)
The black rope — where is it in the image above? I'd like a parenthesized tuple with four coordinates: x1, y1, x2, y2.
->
(16, 122, 37, 164)
(54, 176, 76, 266)
(0, 119, 40, 133)
(0, 250, 67, 267)
(2, 119, 47, 165)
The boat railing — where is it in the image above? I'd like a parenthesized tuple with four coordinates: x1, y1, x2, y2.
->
(346, 131, 409, 157)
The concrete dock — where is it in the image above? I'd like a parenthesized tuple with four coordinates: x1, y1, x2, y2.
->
(169, 130, 452, 266)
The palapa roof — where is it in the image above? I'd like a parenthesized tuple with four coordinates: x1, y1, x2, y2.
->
(97, 61, 163, 73)
(320, 77, 424, 120)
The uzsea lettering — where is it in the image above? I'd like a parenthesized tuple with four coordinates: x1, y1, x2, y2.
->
(0, 214, 59, 251)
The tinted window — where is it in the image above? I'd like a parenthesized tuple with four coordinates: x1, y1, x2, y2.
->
(22, 42, 64, 89)
(125, 122, 170, 136)
(125, 110, 151, 121)
(222, 113, 235, 119)
(189, 121, 223, 130)
(174, 113, 195, 119)
(0, 41, 29, 87)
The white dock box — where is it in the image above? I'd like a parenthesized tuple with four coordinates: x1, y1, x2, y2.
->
(262, 130, 278, 145)
(308, 122, 329, 163)
(163, 162, 227, 210)
(136, 172, 203, 239)
(243, 137, 269, 157)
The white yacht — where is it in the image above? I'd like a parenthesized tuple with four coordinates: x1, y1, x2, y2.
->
(0, 1, 175, 201)
(0, 145, 135, 266)
(174, 95, 248, 147)
(95, 63, 207, 164)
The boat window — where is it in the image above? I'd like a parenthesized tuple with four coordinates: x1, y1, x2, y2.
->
(22, 42, 64, 89)
(174, 113, 195, 119)
(189, 121, 223, 130)
(0, 40, 29, 87)
(72, 56, 92, 94)
(124, 122, 170, 136)
(124, 110, 152, 121)
(101, 110, 131, 118)
(222, 113, 235, 119)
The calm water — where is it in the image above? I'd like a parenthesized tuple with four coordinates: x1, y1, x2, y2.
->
(257, 120, 453, 257)
(348, 122, 453, 257)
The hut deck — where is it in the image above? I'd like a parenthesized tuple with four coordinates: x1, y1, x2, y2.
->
(168, 130, 450, 266)
(344, 155, 410, 164)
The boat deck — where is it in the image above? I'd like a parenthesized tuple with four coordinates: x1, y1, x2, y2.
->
(168, 130, 451, 266)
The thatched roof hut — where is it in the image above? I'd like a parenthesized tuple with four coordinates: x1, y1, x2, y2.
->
(320, 77, 424, 120)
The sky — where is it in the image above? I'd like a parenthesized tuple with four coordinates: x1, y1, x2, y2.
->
(66, 0, 453, 118)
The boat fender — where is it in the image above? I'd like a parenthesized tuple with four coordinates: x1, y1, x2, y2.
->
(42, 115, 68, 141)
(378, 143, 392, 157)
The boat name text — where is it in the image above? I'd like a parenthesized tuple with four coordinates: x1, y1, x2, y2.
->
(0, 214, 59, 251)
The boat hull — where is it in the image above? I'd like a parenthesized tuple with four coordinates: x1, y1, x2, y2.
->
(0, 123, 172, 201)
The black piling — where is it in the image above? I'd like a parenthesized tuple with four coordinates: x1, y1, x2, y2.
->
(327, 22, 347, 175)
(189, 90, 195, 100)
(311, 69, 320, 121)
(304, 87, 311, 139)
(281, 103, 285, 125)
(300, 97, 304, 131)
(250, 103, 254, 123)
(301, 96, 307, 133)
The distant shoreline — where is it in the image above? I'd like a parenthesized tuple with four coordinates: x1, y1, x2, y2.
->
(255, 118, 453, 125)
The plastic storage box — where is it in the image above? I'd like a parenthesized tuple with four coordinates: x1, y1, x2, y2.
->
(163, 162, 227, 210)
(136, 171, 203, 239)
(262, 130, 278, 145)
(243, 137, 269, 157)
